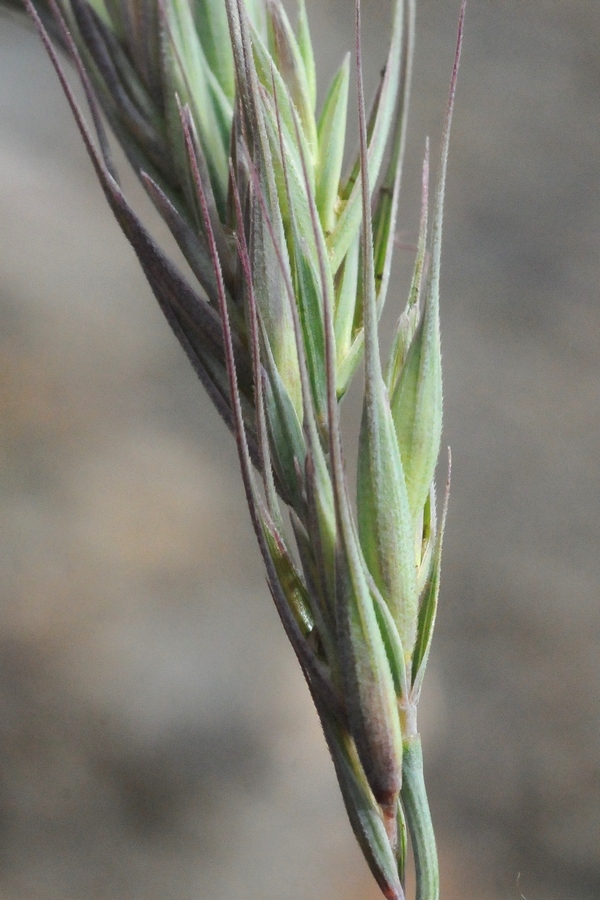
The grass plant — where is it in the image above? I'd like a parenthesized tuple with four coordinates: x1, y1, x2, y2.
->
(2, 0, 464, 896)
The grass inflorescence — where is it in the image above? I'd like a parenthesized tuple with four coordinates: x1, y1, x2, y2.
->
(3, 0, 464, 896)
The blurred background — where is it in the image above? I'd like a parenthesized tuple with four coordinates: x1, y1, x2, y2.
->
(1, 1, 599, 898)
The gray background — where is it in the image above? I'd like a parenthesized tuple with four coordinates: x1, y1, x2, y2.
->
(1, 1, 599, 898)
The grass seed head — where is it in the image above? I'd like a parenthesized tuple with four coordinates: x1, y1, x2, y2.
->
(7, 0, 465, 894)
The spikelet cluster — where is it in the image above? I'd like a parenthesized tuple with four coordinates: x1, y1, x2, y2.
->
(12, 0, 463, 895)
